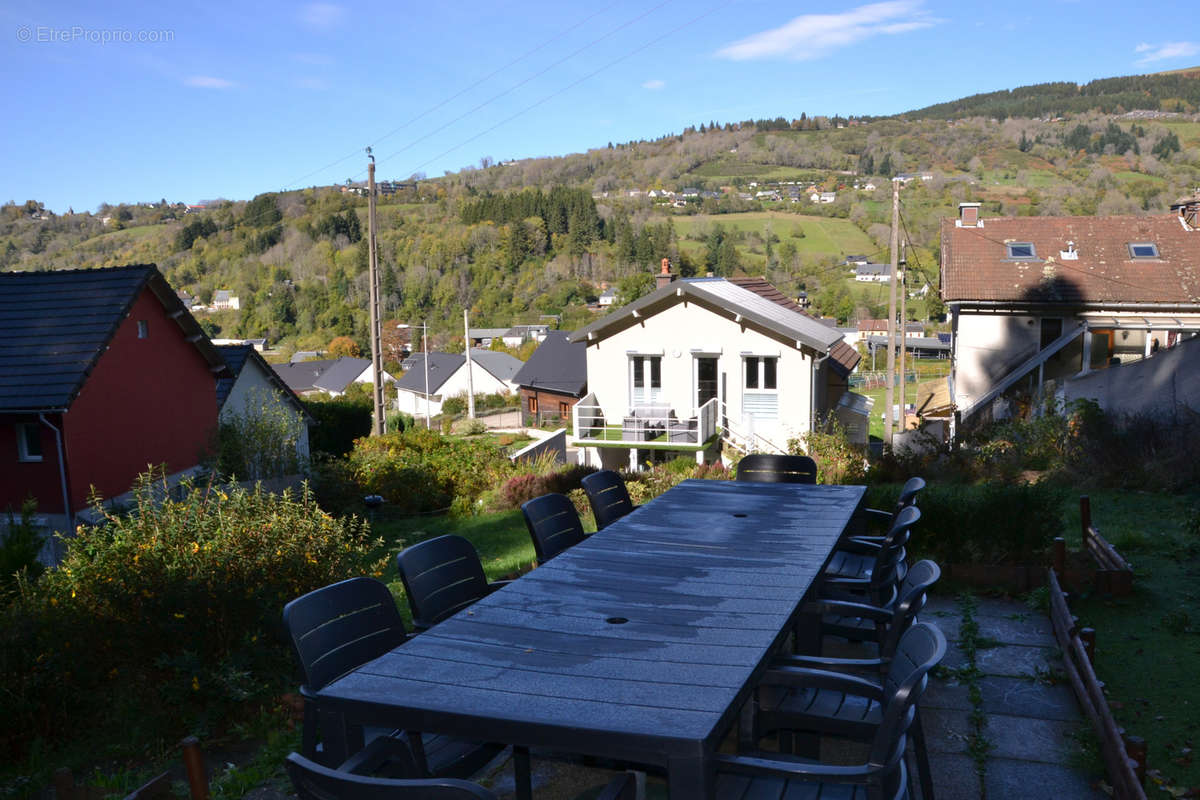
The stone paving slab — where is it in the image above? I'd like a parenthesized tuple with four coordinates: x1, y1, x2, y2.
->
(922, 675, 971, 711)
(984, 757, 1106, 799)
(942, 641, 1059, 677)
(924, 753, 981, 800)
(978, 676, 1084, 722)
(984, 714, 1086, 763)
(975, 610, 1057, 648)
(921, 708, 972, 754)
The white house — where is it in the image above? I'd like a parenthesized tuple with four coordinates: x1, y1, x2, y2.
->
(941, 199, 1200, 435)
(568, 274, 861, 470)
(273, 357, 395, 397)
(598, 287, 618, 307)
(394, 349, 524, 417)
(215, 345, 312, 467)
(211, 289, 240, 311)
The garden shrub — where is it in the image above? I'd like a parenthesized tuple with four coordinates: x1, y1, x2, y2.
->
(786, 417, 867, 485)
(501, 473, 544, 509)
(0, 497, 43, 600)
(0, 473, 384, 761)
(321, 428, 518, 515)
(215, 387, 309, 480)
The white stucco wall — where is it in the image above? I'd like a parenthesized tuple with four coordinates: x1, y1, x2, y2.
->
(1063, 335, 1200, 418)
(952, 313, 1041, 411)
(220, 361, 310, 462)
(585, 298, 815, 447)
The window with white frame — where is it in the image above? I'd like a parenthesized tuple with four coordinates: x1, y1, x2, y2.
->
(743, 356, 779, 419)
(16, 423, 43, 462)
(629, 355, 662, 406)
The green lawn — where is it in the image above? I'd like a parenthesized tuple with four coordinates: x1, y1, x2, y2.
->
(1061, 491, 1200, 793)
(669, 211, 875, 261)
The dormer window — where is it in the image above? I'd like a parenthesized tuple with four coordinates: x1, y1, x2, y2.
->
(1006, 242, 1037, 260)
(1128, 242, 1159, 259)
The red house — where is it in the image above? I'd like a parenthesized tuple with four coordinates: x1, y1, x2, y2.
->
(0, 265, 229, 539)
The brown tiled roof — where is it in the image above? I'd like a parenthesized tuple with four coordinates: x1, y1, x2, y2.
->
(730, 276, 861, 376)
(940, 213, 1200, 306)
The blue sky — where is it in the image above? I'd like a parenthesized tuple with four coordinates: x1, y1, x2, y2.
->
(4, 0, 1198, 213)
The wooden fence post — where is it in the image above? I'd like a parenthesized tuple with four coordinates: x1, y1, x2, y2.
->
(1080, 495, 1091, 549)
(180, 737, 209, 800)
(1053, 536, 1066, 579)
(1124, 735, 1147, 785)
(1080, 627, 1096, 664)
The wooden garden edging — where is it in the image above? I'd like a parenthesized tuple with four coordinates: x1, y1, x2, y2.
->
(1046, 562, 1146, 800)
(1080, 495, 1133, 595)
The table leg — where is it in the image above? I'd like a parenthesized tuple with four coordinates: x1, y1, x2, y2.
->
(668, 754, 713, 800)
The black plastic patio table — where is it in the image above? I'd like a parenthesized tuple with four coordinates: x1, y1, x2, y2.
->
(316, 479, 866, 799)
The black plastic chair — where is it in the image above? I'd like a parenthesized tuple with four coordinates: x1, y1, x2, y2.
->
(748, 561, 943, 800)
(825, 503, 921, 585)
(396, 535, 511, 632)
(521, 493, 588, 563)
(843, 476, 926, 547)
(283, 578, 503, 777)
(286, 752, 637, 800)
(735, 454, 818, 484)
(716, 623, 946, 800)
(580, 470, 637, 529)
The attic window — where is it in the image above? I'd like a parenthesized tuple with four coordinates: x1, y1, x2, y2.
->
(1005, 242, 1037, 260)
(1128, 242, 1159, 259)
(137, 320, 149, 338)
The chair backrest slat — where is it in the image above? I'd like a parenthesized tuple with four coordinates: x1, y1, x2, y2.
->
(580, 470, 635, 529)
(522, 493, 587, 563)
(396, 535, 490, 628)
(870, 623, 947, 793)
(283, 577, 407, 692)
(735, 454, 818, 484)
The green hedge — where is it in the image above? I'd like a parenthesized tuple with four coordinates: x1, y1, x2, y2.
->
(866, 481, 1065, 565)
(304, 397, 372, 456)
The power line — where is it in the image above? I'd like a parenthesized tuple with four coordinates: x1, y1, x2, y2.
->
(279, 3, 625, 192)
(388, 0, 730, 179)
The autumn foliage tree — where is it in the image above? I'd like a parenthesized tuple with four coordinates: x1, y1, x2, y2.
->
(328, 336, 361, 358)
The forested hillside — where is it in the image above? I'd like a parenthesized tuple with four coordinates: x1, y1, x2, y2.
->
(4, 69, 1200, 361)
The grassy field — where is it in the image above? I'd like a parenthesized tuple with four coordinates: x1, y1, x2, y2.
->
(669, 211, 876, 261)
(856, 358, 951, 440)
(1060, 491, 1200, 793)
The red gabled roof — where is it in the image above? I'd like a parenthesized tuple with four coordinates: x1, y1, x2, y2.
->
(730, 276, 862, 376)
(940, 212, 1200, 307)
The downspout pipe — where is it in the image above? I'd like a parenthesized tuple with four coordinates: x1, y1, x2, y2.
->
(38, 412, 73, 560)
(810, 350, 832, 441)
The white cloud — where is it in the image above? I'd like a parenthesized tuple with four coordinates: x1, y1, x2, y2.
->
(185, 76, 235, 89)
(642, 79, 666, 90)
(1134, 41, 1200, 65)
(299, 3, 345, 29)
(715, 0, 938, 62)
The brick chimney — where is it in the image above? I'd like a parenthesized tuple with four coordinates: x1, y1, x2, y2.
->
(656, 257, 675, 289)
(958, 202, 982, 228)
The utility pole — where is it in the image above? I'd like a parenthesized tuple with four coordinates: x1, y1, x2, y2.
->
(422, 321, 431, 429)
(898, 234, 907, 430)
(884, 178, 900, 445)
(463, 309, 475, 419)
(366, 148, 385, 436)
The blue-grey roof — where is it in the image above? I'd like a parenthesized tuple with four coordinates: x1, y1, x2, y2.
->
(467, 349, 523, 382)
(511, 331, 586, 396)
(0, 264, 227, 413)
(394, 352, 464, 394)
(273, 357, 370, 394)
(395, 349, 523, 394)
